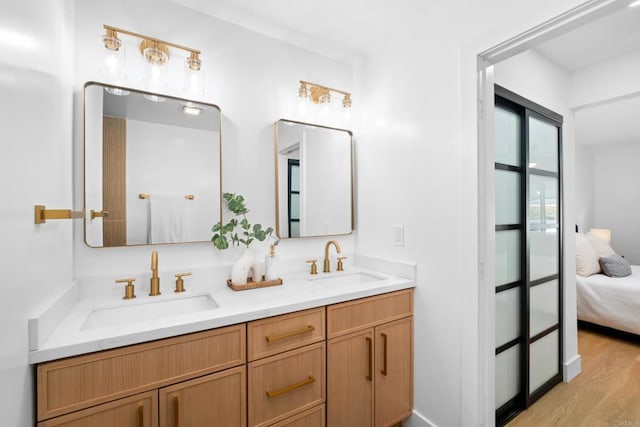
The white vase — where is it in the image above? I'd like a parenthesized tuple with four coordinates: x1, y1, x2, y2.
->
(250, 260, 265, 282)
(231, 248, 254, 285)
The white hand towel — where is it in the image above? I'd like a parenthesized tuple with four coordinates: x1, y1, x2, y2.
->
(149, 195, 187, 244)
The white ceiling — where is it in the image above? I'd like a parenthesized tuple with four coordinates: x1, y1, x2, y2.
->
(534, 4, 640, 72)
(575, 96, 640, 146)
(169, 0, 440, 62)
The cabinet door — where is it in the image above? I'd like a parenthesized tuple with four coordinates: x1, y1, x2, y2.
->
(159, 366, 246, 427)
(38, 390, 157, 427)
(374, 317, 413, 427)
(327, 329, 374, 427)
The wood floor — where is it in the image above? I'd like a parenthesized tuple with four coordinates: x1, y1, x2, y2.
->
(508, 328, 640, 426)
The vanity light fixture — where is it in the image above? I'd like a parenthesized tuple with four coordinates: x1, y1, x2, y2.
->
(100, 28, 128, 93)
(297, 80, 352, 109)
(100, 25, 204, 99)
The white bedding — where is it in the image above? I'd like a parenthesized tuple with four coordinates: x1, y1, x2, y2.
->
(576, 265, 640, 335)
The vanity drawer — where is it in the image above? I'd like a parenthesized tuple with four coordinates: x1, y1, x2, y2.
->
(248, 342, 325, 427)
(327, 289, 413, 338)
(248, 307, 325, 361)
(37, 324, 245, 421)
(269, 404, 325, 427)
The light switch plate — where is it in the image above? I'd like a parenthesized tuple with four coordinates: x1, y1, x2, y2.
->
(393, 225, 405, 247)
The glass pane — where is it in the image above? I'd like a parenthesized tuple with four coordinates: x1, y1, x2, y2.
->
(496, 287, 520, 347)
(495, 344, 520, 409)
(530, 280, 559, 338)
(530, 230, 558, 281)
(290, 165, 300, 192)
(529, 330, 559, 394)
(290, 221, 300, 238)
(495, 107, 521, 166)
(290, 193, 300, 219)
(495, 230, 520, 287)
(495, 170, 520, 226)
(529, 116, 558, 173)
(529, 175, 558, 231)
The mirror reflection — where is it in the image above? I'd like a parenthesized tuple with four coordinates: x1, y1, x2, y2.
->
(84, 82, 221, 248)
(275, 119, 353, 238)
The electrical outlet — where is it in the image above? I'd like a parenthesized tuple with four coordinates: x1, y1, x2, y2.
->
(393, 225, 404, 247)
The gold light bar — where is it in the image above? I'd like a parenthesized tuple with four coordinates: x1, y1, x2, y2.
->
(298, 80, 352, 107)
(103, 25, 202, 70)
(34, 205, 84, 224)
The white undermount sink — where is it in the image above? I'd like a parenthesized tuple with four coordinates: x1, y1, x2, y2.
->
(80, 293, 219, 331)
(307, 271, 386, 287)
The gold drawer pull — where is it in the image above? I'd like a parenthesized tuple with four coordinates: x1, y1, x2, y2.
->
(366, 336, 373, 381)
(265, 325, 315, 342)
(381, 332, 388, 376)
(138, 404, 144, 427)
(173, 395, 179, 427)
(266, 375, 316, 398)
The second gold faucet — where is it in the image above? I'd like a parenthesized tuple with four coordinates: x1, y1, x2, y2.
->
(323, 240, 342, 273)
(150, 250, 161, 296)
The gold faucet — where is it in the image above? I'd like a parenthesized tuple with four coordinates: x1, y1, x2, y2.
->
(150, 250, 161, 296)
(323, 240, 341, 273)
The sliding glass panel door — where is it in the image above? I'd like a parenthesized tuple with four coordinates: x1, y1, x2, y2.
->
(494, 101, 524, 421)
(494, 86, 563, 425)
(526, 111, 562, 401)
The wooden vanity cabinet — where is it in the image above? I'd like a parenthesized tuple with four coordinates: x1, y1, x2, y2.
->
(36, 324, 246, 426)
(327, 289, 413, 427)
(37, 289, 413, 427)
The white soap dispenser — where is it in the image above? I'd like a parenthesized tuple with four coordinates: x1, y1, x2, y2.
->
(265, 240, 280, 281)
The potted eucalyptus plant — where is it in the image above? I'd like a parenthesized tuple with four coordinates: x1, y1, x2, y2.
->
(212, 193, 273, 285)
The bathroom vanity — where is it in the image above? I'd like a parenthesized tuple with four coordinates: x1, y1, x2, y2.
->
(32, 265, 414, 427)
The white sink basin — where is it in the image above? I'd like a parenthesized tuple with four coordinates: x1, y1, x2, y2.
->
(80, 294, 219, 331)
(307, 271, 386, 287)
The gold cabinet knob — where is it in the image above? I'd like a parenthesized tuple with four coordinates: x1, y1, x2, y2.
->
(174, 272, 192, 293)
(306, 260, 318, 275)
(337, 256, 348, 272)
(115, 278, 136, 300)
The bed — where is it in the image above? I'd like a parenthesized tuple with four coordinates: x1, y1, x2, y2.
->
(576, 265, 640, 335)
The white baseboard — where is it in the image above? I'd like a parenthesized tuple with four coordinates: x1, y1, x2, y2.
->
(563, 354, 582, 382)
(403, 410, 438, 427)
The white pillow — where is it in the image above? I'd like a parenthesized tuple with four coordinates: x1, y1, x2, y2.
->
(586, 232, 616, 258)
(576, 233, 601, 277)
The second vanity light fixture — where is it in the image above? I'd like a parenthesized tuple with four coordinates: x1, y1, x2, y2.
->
(100, 25, 204, 99)
(298, 80, 352, 109)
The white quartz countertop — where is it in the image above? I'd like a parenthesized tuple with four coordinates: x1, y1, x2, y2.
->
(29, 266, 414, 364)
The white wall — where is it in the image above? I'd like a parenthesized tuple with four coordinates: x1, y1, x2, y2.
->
(0, 1, 74, 425)
(574, 144, 595, 232)
(72, 0, 356, 279)
(590, 144, 640, 263)
(570, 50, 640, 262)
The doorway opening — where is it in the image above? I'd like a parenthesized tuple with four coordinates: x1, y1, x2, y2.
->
(474, 0, 638, 424)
